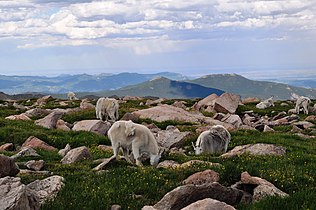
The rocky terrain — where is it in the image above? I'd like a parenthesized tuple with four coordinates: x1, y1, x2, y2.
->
(0, 93, 316, 209)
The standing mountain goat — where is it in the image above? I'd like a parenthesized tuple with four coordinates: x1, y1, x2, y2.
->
(96, 97, 119, 122)
(294, 95, 311, 115)
(255, 96, 274, 109)
(192, 125, 231, 155)
(67, 92, 78, 100)
(108, 120, 162, 166)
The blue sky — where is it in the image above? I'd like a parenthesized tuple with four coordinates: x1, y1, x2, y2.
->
(0, 0, 315, 79)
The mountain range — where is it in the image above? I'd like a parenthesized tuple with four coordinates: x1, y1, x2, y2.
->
(0, 72, 316, 100)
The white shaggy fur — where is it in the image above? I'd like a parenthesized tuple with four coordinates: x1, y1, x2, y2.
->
(108, 120, 161, 166)
(96, 97, 119, 122)
(255, 96, 274, 109)
(193, 125, 231, 155)
(67, 92, 78, 100)
(295, 96, 311, 115)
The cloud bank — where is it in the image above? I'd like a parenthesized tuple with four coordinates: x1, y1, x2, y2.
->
(0, 0, 315, 54)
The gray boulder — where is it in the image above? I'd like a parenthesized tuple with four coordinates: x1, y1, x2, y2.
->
(221, 144, 286, 158)
(72, 120, 111, 136)
(61, 146, 92, 164)
(0, 155, 20, 178)
(181, 198, 236, 210)
(214, 93, 241, 114)
(35, 111, 64, 129)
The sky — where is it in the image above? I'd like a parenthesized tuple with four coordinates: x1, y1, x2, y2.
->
(0, 0, 316, 79)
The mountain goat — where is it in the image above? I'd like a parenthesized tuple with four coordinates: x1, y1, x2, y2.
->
(255, 96, 274, 109)
(192, 125, 231, 155)
(108, 120, 162, 166)
(67, 92, 78, 100)
(294, 95, 311, 115)
(96, 97, 119, 122)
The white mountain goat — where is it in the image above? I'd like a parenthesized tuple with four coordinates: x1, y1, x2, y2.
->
(292, 93, 311, 115)
(192, 125, 231, 155)
(255, 96, 274, 109)
(96, 97, 119, 121)
(108, 120, 162, 166)
(67, 92, 78, 100)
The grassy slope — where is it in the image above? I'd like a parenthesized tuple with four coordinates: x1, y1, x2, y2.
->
(0, 99, 315, 210)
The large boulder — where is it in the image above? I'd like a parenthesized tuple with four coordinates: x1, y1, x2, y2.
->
(22, 136, 57, 151)
(0, 154, 20, 178)
(192, 94, 218, 111)
(214, 93, 241, 114)
(80, 99, 95, 110)
(181, 198, 236, 210)
(61, 146, 92, 164)
(132, 104, 233, 129)
(25, 108, 51, 118)
(0, 176, 40, 210)
(153, 182, 245, 210)
(35, 111, 64, 129)
(27, 175, 64, 204)
(155, 126, 191, 150)
(221, 114, 243, 129)
(72, 120, 111, 136)
(221, 144, 286, 158)
(5, 113, 31, 121)
(34, 95, 53, 106)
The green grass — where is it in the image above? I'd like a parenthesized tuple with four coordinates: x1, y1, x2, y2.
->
(1, 98, 316, 209)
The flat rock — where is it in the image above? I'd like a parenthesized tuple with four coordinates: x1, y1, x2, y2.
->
(25, 108, 51, 118)
(61, 146, 92, 164)
(181, 198, 236, 210)
(5, 113, 31, 121)
(72, 120, 111, 136)
(0, 154, 20, 178)
(22, 136, 57, 151)
(221, 143, 286, 158)
(157, 160, 181, 169)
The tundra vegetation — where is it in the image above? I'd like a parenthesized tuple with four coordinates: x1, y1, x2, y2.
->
(0, 97, 316, 210)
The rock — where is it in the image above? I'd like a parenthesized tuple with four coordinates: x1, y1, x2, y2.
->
(120, 112, 139, 121)
(80, 99, 95, 110)
(25, 108, 52, 118)
(0, 143, 14, 151)
(58, 144, 71, 157)
(288, 108, 297, 114)
(72, 120, 111, 136)
(93, 156, 116, 171)
(155, 126, 191, 150)
(0, 154, 20, 178)
(242, 114, 257, 127)
(153, 182, 245, 210)
(242, 97, 260, 104)
(0, 176, 40, 210)
(181, 198, 236, 210)
(182, 170, 220, 185)
(27, 175, 64, 204)
(35, 111, 64, 129)
(305, 115, 316, 122)
(271, 112, 287, 121)
(221, 114, 243, 128)
(221, 144, 286, 158)
(61, 146, 92, 164)
(98, 144, 113, 152)
(56, 119, 70, 131)
(25, 160, 45, 171)
(293, 121, 315, 129)
(13, 102, 29, 110)
(213, 113, 225, 121)
(5, 113, 31, 121)
(214, 93, 241, 114)
(35, 95, 53, 106)
(11, 147, 40, 160)
(168, 147, 187, 156)
(132, 104, 233, 129)
(145, 98, 166, 106)
(111, 204, 122, 210)
(192, 94, 218, 111)
(240, 171, 288, 202)
(291, 125, 303, 133)
(156, 160, 181, 169)
(172, 101, 187, 109)
(142, 206, 157, 210)
(18, 169, 52, 176)
(22, 136, 57, 151)
(263, 125, 274, 132)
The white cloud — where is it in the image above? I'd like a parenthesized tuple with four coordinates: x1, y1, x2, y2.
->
(0, 0, 315, 53)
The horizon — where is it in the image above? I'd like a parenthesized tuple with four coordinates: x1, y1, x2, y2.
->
(0, 1, 315, 79)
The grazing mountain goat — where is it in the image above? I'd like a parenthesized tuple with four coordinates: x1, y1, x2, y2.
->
(192, 125, 231, 155)
(255, 96, 274, 109)
(295, 95, 311, 115)
(67, 92, 78, 100)
(96, 97, 119, 122)
(108, 120, 162, 166)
